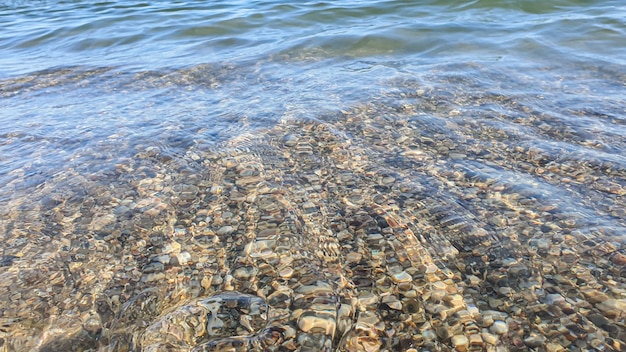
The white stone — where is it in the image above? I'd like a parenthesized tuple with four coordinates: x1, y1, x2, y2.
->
(490, 320, 508, 335)
(451, 335, 469, 351)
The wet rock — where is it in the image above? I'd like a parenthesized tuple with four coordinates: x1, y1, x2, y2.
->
(0, 255, 18, 267)
(451, 335, 469, 351)
(217, 225, 235, 236)
(390, 271, 412, 284)
(490, 321, 508, 335)
(524, 334, 546, 348)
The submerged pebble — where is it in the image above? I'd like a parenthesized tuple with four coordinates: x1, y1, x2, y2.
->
(2, 74, 624, 352)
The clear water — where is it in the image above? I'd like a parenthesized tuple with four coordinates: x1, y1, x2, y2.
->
(2, 0, 625, 193)
(1, 0, 625, 351)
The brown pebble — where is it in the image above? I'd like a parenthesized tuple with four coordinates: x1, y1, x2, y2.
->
(611, 252, 626, 265)
(451, 335, 469, 352)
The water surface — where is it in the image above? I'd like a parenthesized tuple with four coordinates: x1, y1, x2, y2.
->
(1, 0, 625, 351)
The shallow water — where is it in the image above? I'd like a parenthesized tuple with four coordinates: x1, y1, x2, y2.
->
(1, 0, 625, 351)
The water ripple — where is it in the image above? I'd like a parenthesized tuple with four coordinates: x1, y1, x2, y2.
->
(2, 0, 626, 74)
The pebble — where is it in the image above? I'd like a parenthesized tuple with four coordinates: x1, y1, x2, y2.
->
(217, 225, 235, 236)
(297, 313, 336, 335)
(482, 331, 498, 345)
(446, 294, 465, 309)
(469, 334, 484, 348)
(278, 267, 294, 279)
(466, 275, 481, 286)
(345, 252, 362, 264)
(381, 295, 402, 310)
(390, 271, 412, 283)
(545, 293, 565, 305)
(172, 252, 192, 266)
(546, 343, 566, 352)
(201, 276, 212, 290)
(597, 299, 626, 317)
(451, 335, 469, 351)
(163, 242, 182, 254)
(358, 292, 379, 308)
(610, 252, 626, 265)
(524, 335, 546, 348)
(490, 321, 508, 335)
(233, 267, 256, 280)
(449, 152, 466, 160)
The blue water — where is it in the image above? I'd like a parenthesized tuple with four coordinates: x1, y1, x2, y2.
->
(2, 0, 625, 184)
(1, 0, 626, 350)
(2, 0, 626, 73)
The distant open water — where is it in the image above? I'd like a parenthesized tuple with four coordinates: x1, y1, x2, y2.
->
(1, 0, 626, 350)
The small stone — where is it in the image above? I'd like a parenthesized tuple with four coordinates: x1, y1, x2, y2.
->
(545, 293, 565, 305)
(469, 334, 484, 348)
(466, 304, 479, 317)
(210, 185, 223, 194)
(431, 281, 447, 291)
(382, 176, 396, 185)
(451, 335, 469, 351)
(82, 315, 102, 336)
(358, 292, 379, 307)
(390, 271, 412, 283)
(282, 134, 298, 147)
(211, 275, 223, 286)
(589, 339, 604, 350)
(609, 339, 624, 351)
(387, 301, 403, 310)
(403, 290, 418, 298)
(422, 329, 437, 341)
(561, 249, 577, 263)
(498, 287, 514, 296)
(154, 255, 170, 264)
(479, 315, 494, 328)
(217, 225, 235, 236)
(114, 205, 131, 216)
(431, 289, 447, 301)
(597, 299, 626, 318)
(482, 331, 498, 345)
(90, 213, 116, 231)
(548, 246, 561, 256)
(223, 274, 234, 290)
(610, 252, 626, 265)
(456, 309, 472, 322)
(142, 272, 165, 282)
(163, 241, 181, 254)
(449, 152, 466, 160)
(489, 215, 506, 227)
(546, 343, 566, 352)
(524, 335, 546, 348)
(367, 233, 383, 241)
(587, 312, 609, 327)
(488, 298, 503, 309)
(425, 263, 439, 274)
(298, 313, 336, 335)
(582, 289, 609, 304)
(346, 252, 362, 264)
(233, 267, 256, 280)
(201, 276, 212, 290)
(267, 290, 291, 308)
(467, 275, 481, 286)
(172, 252, 191, 266)
(142, 262, 164, 273)
(446, 294, 465, 309)
(490, 321, 508, 335)
(278, 267, 294, 279)
(382, 295, 402, 310)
